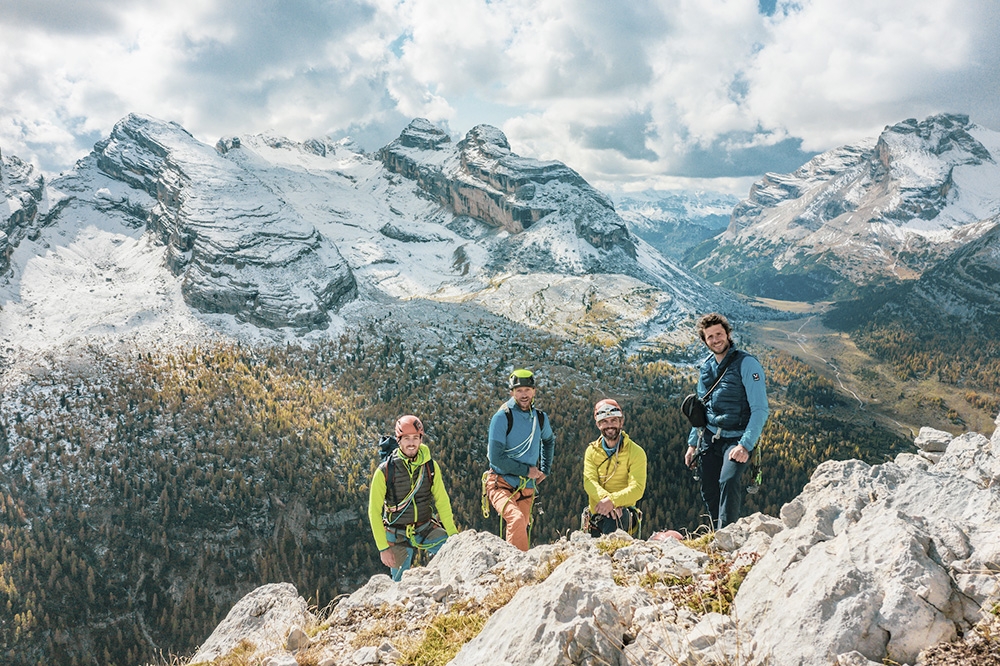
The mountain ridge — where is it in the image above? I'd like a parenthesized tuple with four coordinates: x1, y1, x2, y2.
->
(692, 113, 1000, 301)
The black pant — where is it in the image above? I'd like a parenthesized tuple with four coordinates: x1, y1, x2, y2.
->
(587, 506, 640, 537)
(699, 435, 746, 530)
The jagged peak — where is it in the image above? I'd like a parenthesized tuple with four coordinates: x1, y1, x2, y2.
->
(460, 124, 511, 158)
(395, 117, 453, 151)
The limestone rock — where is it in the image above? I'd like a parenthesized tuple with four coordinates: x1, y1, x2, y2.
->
(95, 114, 357, 331)
(378, 119, 638, 268)
(915, 426, 953, 452)
(735, 427, 1000, 666)
(448, 551, 638, 666)
(189, 582, 314, 664)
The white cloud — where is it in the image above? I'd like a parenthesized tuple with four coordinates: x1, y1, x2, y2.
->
(745, 0, 1000, 150)
(1, 0, 999, 189)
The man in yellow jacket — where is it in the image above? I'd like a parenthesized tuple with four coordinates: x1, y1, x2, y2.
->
(583, 399, 647, 537)
(368, 415, 458, 581)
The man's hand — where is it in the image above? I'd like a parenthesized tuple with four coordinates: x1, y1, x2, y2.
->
(380, 548, 398, 568)
(595, 497, 619, 517)
(728, 445, 750, 464)
(685, 446, 698, 468)
(528, 466, 546, 483)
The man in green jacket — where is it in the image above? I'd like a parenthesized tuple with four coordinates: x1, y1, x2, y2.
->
(582, 399, 647, 537)
(368, 415, 458, 581)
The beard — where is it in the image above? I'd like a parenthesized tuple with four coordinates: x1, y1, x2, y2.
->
(601, 426, 621, 443)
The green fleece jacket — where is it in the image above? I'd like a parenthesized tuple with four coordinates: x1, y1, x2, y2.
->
(368, 443, 458, 551)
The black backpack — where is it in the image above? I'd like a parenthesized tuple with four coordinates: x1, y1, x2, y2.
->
(377, 435, 435, 507)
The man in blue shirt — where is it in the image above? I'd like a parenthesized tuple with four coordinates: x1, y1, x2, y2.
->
(684, 313, 769, 529)
(485, 369, 555, 551)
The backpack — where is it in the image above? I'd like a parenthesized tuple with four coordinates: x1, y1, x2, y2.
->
(377, 435, 435, 508)
(502, 404, 546, 435)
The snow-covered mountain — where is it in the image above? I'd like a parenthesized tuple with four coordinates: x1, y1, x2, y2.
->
(1, 114, 755, 369)
(693, 114, 1000, 300)
(827, 215, 1000, 336)
(613, 189, 738, 261)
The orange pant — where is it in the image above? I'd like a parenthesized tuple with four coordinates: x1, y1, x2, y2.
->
(486, 472, 534, 551)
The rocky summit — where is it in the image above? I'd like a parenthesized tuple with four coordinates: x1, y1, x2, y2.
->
(379, 119, 635, 261)
(695, 113, 1000, 301)
(189, 415, 1000, 666)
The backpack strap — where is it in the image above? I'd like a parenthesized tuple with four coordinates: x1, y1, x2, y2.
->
(504, 404, 546, 435)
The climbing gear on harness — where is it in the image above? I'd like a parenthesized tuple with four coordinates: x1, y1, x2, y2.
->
(581, 506, 643, 538)
(482, 471, 537, 546)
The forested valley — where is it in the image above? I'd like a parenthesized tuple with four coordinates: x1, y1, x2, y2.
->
(0, 321, 912, 666)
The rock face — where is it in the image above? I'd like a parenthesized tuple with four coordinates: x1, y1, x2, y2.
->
(190, 416, 1000, 666)
(734, 425, 1000, 665)
(93, 114, 357, 330)
(378, 119, 637, 264)
(188, 582, 314, 664)
(695, 114, 1000, 300)
(0, 150, 56, 274)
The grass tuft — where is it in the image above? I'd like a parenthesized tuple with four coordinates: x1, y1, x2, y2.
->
(595, 536, 632, 557)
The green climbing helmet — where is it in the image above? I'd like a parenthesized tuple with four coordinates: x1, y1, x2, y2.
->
(507, 368, 535, 390)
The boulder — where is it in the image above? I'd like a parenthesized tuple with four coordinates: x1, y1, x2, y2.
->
(735, 428, 1000, 666)
(449, 551, 640, 666)
(189, 582, 313, 664)
(914, 426, 953, 453)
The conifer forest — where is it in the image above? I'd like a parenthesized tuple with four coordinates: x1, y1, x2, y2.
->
(0, 321, 919, 665)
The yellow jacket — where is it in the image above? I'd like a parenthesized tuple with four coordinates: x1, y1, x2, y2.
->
(583, 433, 647, 512)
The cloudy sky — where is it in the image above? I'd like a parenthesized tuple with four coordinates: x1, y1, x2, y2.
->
(2, 0, 999, 193)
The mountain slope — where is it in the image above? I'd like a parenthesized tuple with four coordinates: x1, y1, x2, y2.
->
(826, 216, 1000, 336)
(1, 114, 758, 367)
(693, 113, 1000, 300)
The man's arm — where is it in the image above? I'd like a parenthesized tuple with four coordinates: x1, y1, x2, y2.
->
(430, 461, 459, 536)
(538, 412, 554, 476)
(738, 356, 769, 452)
(367, 467, 390, 551)
(582, 446, 607, 508)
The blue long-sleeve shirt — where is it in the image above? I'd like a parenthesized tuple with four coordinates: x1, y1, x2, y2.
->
(488, 398, 554, 489)
(687, 352, 769, 451)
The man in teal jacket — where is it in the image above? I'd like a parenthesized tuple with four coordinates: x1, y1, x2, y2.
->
(368, 415, 458, 581)
(485, 369, 555, 551)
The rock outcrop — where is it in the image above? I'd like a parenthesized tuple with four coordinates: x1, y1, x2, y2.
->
(190, 415, 1000, 666)
(1, 150, 52, 274)
(378, 119, 637, 262)
(188, 583, 313, 664)
(93, 114, 357, 331)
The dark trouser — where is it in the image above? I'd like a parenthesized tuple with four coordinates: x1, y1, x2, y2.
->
(586, 506, 641, 537)
(699, 435, 746, 530)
